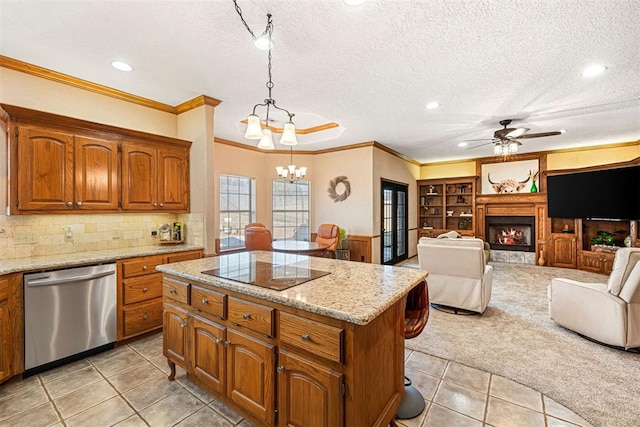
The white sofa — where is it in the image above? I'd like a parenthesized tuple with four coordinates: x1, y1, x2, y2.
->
(548, 247, 640, 349)
(417, 237, 493, 313)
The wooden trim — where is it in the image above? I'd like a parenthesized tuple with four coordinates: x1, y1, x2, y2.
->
(239, 120, 339, 135)
(545, 157, 640, 176)
(175, 95, 222, 113)
(214, 137, 309, 155)
(0, 56, 221, 115)
(372, 142, 422, 166)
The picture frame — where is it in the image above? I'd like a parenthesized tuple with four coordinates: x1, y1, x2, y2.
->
(481, 159, 539, 194)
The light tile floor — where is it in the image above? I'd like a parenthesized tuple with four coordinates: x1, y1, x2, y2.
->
(0, 332, 592, 427)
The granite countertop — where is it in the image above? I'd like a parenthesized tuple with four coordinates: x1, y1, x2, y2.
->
(0, 245, 204, 275)
(157, 251, 427, 326)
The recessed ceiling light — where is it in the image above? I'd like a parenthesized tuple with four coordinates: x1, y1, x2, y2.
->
(559, 129, 567, 134)
(458, 142, 468, 147)
(426, 102, 440, 110)
(344, 0, 367, 5)
(254, 36, 274, 50)
(581, 64, 607, 78)
(111, 61, 134, 72)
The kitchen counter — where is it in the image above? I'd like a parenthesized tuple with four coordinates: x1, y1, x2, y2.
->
(0, 245, 204, 275)
(157, 250, 427, 325)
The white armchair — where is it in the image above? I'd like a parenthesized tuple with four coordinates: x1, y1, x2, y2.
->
(548, 247, 640, 349)
(417, 237, 493, 313)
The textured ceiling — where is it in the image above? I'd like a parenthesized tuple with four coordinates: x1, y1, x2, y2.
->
(1, 0, 639, 163)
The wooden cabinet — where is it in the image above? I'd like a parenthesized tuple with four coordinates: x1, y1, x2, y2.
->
(0, 274, 23, 384)
(580, 251, 615, 275)
(418, 177, 476, 238)
(549, 234, 578, 268)
(118, 250, 202, 341)
(12, 126, 119, 212)
(162, 272, 404, 427)
(3, 103, 192, 215)
(277, 350, 343, 427)
(121, 143, 189, 212)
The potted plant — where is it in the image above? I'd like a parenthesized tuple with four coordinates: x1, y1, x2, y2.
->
(335, 227, 350, 260)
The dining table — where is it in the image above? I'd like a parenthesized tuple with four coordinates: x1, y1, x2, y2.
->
(271, 239, 329, 256)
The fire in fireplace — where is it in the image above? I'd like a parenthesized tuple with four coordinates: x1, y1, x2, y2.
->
(486, 216, 535, 252)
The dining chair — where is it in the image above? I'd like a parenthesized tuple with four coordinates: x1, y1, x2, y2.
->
(244, 226, 273, 251)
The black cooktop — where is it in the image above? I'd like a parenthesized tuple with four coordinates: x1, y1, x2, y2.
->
(202, 253, 330, 291)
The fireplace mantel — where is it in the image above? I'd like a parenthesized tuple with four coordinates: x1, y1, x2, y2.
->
(475, 193, 548, 265)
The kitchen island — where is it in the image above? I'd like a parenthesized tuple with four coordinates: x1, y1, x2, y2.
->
(158, 251, 427, 427)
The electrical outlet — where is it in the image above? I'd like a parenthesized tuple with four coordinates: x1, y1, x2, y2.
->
(112, 229, 122, 240)
(15, 231, 38, 245)
(151, 230, 158, 237)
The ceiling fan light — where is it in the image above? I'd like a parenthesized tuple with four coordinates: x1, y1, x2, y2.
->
(257, 129, 275, 149)
(279, 122, 298, 145)
(245, 114, 264, 139)
(494, 144, 502, 155)
(509, 141, 519, 153)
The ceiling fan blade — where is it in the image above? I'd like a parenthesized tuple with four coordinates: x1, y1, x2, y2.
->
(517, 131, 562, 139)
(462, 138, 493, 142)
(466, 141, 494, 150)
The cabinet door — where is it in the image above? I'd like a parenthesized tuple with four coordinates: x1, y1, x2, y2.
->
(0, 303, 11, 382)
(163, 303, 189, 368)
(277, 350, 343, 427)
(580, 252, 605, 274)
(157, 147, 189, 212)
(74, 136, 119, 210)
(121, 143, 157, 210)
(226, 328, 275, 424)
(189, 314, 225, 394)
(17, 126, 74, 210)
(550, 235, 577, 268)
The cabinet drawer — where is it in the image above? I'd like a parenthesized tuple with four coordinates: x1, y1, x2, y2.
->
(228, 297, 274, 337)
(122, 255, 165, 278)
(123, 298, 163, 337)
(165, 250, 202, 264)
(191, 286, 226, 319)
(279, 312, 343, 363)
(123, 274, 162, 304)
(163, 276, 190, 304)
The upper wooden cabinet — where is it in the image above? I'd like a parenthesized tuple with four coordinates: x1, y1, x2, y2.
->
(2, 104, 191, 214)
(121, 143, 189, 212)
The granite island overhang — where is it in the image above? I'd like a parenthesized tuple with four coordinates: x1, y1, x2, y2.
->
(157, 250, 428, 426)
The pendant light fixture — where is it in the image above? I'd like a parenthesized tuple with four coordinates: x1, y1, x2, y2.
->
(234, 1, 298, 148)
(276, 146, 307, 183)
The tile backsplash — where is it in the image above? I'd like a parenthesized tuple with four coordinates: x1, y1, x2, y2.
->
(0, 213, 204, 260)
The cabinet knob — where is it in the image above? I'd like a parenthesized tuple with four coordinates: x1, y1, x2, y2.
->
(277, 366, 285, 373)
(76, 201, 83, 206)
(153, 202, 157, 207)
(202, 298, 208, 304)
(159, 203, 164, 207)
(143, 314, 148, 320)
(242, 313, 251, 320)
(143, 266, 148, 270)
(301, 334, 310, 342)
(142, 287, 148, 293)
(224, 340, 231, 347)
(213, 337, 221, 344)
(66, 201, 73, 207)
(169, 287, 176, 294)
(180, 321, 186, 328)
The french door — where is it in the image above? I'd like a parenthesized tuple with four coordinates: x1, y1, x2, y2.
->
(381, 180, 408, 265)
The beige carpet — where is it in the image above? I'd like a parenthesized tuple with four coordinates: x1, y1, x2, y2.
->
(401, 261, 640, 427)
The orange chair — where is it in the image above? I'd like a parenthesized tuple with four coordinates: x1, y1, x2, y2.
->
(245, 222, 266, 229)
(244, 227, 273, 251)
(397, 280, 430, 419)
(315, 224, 339, 257)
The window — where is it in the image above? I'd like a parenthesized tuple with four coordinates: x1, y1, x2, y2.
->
(272, 180, 310, 241)
(219, 175, 255, 250)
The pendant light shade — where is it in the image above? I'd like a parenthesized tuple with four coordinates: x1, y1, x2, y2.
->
(257, 129, 275, 149)
(279, 122, 298, 146)
(245, 114, 264, 139)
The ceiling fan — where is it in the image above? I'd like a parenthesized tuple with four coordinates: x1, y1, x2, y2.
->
(465, 119, 562, 154)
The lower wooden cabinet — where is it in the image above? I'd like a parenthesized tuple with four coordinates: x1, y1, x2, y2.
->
(118, 250, 202, 341)
(277, 350, 343, 427)
(580, 251, 615, 275)
(189, 314, 225, 394)
(0, 273, 23, 384)
(549, 233, 578, 268)
(163, 303, 189, 369)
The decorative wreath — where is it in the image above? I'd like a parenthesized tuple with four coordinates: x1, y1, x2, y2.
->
(327, 176, 351, 202)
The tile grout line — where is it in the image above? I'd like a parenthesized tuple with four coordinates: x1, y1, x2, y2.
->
(37, 374, 67, 427)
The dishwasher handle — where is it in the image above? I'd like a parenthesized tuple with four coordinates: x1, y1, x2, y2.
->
(25, 269, 115, 287)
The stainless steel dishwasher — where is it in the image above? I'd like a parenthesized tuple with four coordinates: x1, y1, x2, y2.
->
(23, 263, 117, 375)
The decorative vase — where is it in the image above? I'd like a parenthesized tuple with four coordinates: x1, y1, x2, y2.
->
(530, 180, 538, 193)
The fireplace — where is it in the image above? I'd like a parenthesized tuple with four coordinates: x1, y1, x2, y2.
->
(486, 216, 536, 252)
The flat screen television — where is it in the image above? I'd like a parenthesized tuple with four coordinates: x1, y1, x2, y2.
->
(547, 166, 640, 220)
